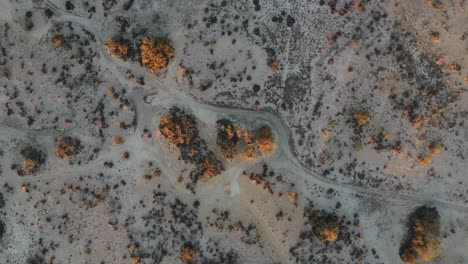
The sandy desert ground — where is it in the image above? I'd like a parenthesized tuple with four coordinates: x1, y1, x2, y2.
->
(0, 0, 467, 263)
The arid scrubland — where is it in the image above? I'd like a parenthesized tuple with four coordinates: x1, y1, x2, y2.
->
(0, 0, 467, 263)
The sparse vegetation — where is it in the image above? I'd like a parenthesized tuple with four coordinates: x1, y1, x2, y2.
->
(352, 138, 364, 151)
(0, 68, 10, 79)
(246, 164, 273, 194)
(0, 1, 464, 263)
(292, 207, 374, 263)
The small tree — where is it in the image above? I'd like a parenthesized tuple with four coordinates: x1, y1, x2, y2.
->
(254, 125, 276, 156)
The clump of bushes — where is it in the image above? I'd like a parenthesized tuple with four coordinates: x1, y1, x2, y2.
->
(180, 245, 197, 263)
(140, 37, 174, 72)
(216, 119, 240, 159)
(159, 108, 198, 147)
(450, 63, 461, 72)
(430, 32, 440, 43)
(105, 37, 129, 59)
(196, 156, 223, 179)
(353, 111, 371, 126)
(18, 146, 46, 176)
(416, 143, 443, 167)
(215, 119, 276, 160)
(417, 156, 433, 167)
(312, 213, 339, 242)
(399, 206, 441, 264)
(267, 60, 281, 71)
(428, 143, 442, 155)
(52, 34, 64, 47)
(426, 0, 443, 10)
(104, 35, 175, 73)
(54, 136, 81, 159)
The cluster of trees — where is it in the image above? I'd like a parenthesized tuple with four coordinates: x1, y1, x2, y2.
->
(105, 36, 174, 73)
(159, 107, 223, 181)
(159, 108, 198, 147)
(399, 206, 441, 264)
(216, 119, 276, 160)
